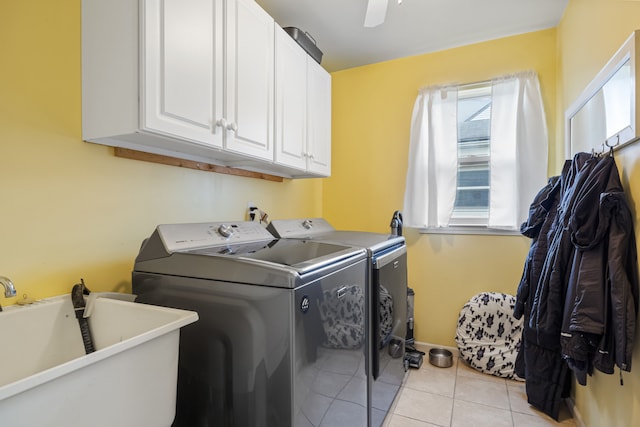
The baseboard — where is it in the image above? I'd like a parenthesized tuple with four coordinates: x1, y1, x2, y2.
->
(565, 397, 586, 427)
(413, 340, 458, 354)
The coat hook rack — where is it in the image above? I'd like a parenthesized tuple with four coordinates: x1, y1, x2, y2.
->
(599, 134, 621, 156)
(592, 134, 622, 157)
(605, 134, 621, 148)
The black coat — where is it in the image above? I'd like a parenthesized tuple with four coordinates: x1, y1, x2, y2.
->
(528, 153, 598, 349)
(514, 160, 571, 420)
(514, 153, 639, 418)
(560, 155, 639, 381)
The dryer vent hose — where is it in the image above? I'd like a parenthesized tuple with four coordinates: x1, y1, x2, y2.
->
(71, 279, 96, 354)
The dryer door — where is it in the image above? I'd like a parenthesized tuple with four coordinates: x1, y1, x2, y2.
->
(371, 246, 407, 424)
(293, 258, 368, 426)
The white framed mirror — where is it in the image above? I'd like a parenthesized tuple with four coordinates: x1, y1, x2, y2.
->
(565, 30, 640, 157)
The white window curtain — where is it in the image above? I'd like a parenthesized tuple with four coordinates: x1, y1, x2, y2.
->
(489, 72, 548, 229)
(402, 85, 458, 229)
(402, 72, 548, 231)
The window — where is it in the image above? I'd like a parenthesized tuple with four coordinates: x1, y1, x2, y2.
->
(402, 72, 548, 234)
(451, 84, 491, 225)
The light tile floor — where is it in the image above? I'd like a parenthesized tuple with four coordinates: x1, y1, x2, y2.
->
(383, 344, 577, 427)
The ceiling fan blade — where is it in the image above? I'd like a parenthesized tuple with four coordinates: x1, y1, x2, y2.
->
(364, 0, 388, 28)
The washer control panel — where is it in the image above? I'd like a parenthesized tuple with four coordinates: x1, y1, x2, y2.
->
(157, 221, 274, 252)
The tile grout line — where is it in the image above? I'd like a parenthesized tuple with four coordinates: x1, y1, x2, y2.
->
(506, 378, 516, 427)
(455, 356, 518, 426)
(450, 357, 459, 427)
(401, 344, 577, 427)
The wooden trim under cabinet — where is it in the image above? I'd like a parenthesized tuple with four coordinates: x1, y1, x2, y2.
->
(114, 148, 284, 182)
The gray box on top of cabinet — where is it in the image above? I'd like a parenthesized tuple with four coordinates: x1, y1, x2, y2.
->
(81, 0, 332, 179)
(283, 27, 323, 64)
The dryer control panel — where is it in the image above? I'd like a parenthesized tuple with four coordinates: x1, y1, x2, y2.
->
(267, 218, 335, 238)
(157, 221, 274, 253)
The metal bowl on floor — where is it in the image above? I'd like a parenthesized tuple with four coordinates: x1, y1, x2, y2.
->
(429, 348, 453, 368)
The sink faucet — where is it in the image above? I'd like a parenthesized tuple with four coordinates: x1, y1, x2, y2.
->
(0, 276, 17, 311)
(0, 276, 16, 297)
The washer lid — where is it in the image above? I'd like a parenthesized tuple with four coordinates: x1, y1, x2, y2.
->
(134, 221, 367, 287)
(185, 238, 362, 274)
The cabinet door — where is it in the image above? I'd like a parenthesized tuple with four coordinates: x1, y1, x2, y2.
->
(142, 0, 223, 148)
(274, 27, 308, 170)
(224, 0, 274, 160)
(307, 60, 332, 176)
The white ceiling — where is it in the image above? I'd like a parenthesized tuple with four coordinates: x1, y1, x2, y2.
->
(255, 0, 569, 72)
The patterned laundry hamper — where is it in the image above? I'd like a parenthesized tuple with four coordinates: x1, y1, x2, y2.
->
(318, 284, 393, 349)
(455, 292, 524, 380)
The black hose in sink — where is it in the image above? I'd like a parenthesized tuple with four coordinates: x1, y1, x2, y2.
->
(71, 279, 95, 354)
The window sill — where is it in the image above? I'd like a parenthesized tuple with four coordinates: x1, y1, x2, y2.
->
(418, 226, 521, 236)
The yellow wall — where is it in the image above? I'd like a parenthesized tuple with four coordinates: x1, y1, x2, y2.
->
(326, 29, 557, 346)
(558, 2, 640, 426)
(0, 0, 322, 302)
(5, 1, 640, 425)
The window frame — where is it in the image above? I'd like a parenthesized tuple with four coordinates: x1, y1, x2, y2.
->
(421, 82, 520, 236)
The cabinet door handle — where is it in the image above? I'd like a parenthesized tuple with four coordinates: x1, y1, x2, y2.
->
(226, 122, 238, 132)
(215, 118, 227, 128)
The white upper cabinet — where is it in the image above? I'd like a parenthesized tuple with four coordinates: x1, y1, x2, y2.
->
(274, 26, 331, 177)
(82, 0, 328, 178)
(306, 58, 332, 176)
(142, 0, 222, 148)
(223, 0, 274, 160)
(143, 0, 274, 161)
(274, 27, 308, 170)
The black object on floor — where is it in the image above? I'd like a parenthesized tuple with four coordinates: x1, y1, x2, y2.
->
(405, 350, 424, 369)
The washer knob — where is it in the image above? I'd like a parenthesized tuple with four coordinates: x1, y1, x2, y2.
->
(302, 219, 313, 230)
(217, 224, 234, 238)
